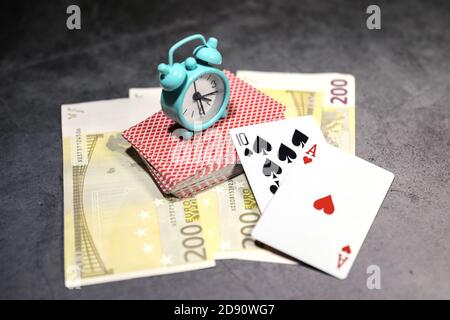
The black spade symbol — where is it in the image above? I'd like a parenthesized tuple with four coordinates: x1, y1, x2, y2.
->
(278, 143, 297, 163)
(262, 159, 283, 177)
(253, 136, 272, 155)
(292, 129, 309, 148)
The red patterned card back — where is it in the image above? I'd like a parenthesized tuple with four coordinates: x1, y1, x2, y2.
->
(122, 70, 286, 195)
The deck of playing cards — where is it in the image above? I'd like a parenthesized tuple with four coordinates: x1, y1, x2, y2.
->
(230, 117, 394, 279)
(122, 71, 286, 198)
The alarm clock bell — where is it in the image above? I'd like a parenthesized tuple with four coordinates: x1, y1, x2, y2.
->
(193, 37, 222, 65)
(158, 37, 222, 92)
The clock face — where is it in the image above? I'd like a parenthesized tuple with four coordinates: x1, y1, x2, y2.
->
(181, 73, 226, 125)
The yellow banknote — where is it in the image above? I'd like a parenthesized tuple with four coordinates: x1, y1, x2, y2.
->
(62, 98, 215, 287)
(200, 175, 297, 263)
(128, 74, 356, 265)
(219, 71, 355, 262)
(237, 70, 356, 154)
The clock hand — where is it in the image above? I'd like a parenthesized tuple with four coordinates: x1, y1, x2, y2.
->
(201, 90, 218, 97)
(195, 100, 202, 116)
(200, 96, 212, 102)
(193, 80, 198, 93)
(199, 99, 206, 116)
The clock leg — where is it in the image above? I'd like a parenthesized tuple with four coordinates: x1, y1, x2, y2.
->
(172, 128, 194, 140)
(221, 108, 227, 118)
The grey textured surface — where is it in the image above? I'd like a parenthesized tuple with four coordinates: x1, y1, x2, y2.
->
(0, 0, 449, 299)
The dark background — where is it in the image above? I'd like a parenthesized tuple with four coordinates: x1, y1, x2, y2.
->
(1, 0, 449, 299)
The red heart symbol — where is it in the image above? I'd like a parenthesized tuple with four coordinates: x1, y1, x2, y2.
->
(342, 245, 351, 254)
(313, 195, 334, 215)
(303, 156, 312, 164)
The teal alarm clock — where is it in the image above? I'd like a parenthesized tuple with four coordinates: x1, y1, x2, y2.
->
(158, 34, 230, 138)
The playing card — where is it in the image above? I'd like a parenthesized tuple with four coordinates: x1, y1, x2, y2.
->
(252, 144, 394, 279)
(230, 116, 326, 211)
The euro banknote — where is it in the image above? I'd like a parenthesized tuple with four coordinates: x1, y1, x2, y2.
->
(129, 72, 355, 264)
(62, 96, 216, 287)
(236, 71, 355, 154)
